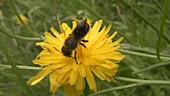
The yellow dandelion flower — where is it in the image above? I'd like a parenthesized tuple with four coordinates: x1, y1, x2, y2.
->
(14, 14, 28, 26)
(27, 17, 125, 95)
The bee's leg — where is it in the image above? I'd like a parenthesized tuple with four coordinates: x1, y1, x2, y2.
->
(80, 40, 88, 49)
(81, 40, 88, 42)
(79, 43, 87, 48)
(74, 51, 78, 64)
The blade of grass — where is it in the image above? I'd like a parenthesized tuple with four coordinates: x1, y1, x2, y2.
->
(89, 83, 139, 96)
(156, 0, 170, 61)
(0, 28, 43, 41)
(89, 76, 170, 96)
(115, 76, 170, 84)
(0, 34, 34, 96)
(118, 49, 170, 60)
(132, 60, 170, 74)
(0, 64, 41, 70)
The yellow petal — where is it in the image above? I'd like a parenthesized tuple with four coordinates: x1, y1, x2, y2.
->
(89, 24, 111, 47)
(78, 65, 86, 77)
(72, 62, 78, 71)
(72, 21, 77, 30)
(44, 31, 63, 49)
(36, 42, 61, 53)
(98, 66, 113, 76)
(101, 63, 119, 70)
(14, 14, 28, 26)
(49, 73, 59, 94)
(86, 26, 106, 47)
(105, 76, 115, 82)
(27, 67, 52, 85)
(61, 23, 72, 35)
(50, 27, 65, 42)
(64, 85, 83, 96)
(60, 70, 72, 84)
(110, 37, 124, 47)
(107, 31, 117, 43)
(85, 66, 97, 91)
(95, 24, 111, 43)
(69, 70, 78, 85)
(57, 65, 72, 74)
(110, 52, 125, 61)
(49, 73, 60, 86)
(50, 84, 58, 94)
(90, 66, 106, 80)
(75, 75, 85, 91)
(88, 20, 103, 41)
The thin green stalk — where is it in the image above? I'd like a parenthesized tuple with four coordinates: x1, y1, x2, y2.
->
(132, 60, 170, 74)
(115, 76, 170, 84)
(118, 49, 170, 60)
(89, 83, 139, 96)
(0, 64, 41, 70)
(89, 76, 170, 96)
(0, 28, 43, 41)
(0, 34, 34, 96)
(156, 0, 170, 61)
(9, 0, 39, 36)
(122, 43, 170, 57)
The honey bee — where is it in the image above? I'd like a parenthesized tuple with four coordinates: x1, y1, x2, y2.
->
(61, 18, 90, 63)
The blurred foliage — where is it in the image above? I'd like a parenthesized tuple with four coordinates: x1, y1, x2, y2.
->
(0, 0, 170, 96)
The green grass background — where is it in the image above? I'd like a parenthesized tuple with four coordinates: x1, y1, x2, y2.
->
(0, 0, 170, 96)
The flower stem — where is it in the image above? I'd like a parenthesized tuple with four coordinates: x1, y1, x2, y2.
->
(132, 60, 170, 74)
(115, 76, 170, 84)
(0, 28, 43, 41)
(156, 0, 170, 61)
(118, 49, 170, 60)
(0, 64, 41, 70)
(89, 83, 139, 96)
(89, 76, 170, 96)
(0, 34, 34, 96)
